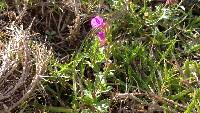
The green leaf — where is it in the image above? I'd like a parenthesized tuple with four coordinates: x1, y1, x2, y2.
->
(169, 90, 190, 100)
(81, 109, 92, 113)
(184, 89, 200, 113)
(93, 99, 110, 112)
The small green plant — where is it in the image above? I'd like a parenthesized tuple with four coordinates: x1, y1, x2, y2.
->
(0, 0, 6, 11)
(46, 0, 200, 112)
(45, 30, 56, 41)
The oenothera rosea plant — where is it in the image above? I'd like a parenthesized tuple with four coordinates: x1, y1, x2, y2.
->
(91, 16, 106, 45)
(91, 16, 112, 69)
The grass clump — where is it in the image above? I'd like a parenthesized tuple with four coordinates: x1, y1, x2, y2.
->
(0, 0, 200, 113)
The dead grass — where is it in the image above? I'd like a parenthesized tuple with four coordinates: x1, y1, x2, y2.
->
(0, 0, 89, 112)
(0, 16, 51, 112)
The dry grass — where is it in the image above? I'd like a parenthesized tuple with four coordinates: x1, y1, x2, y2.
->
(0, 0, 85, 112)
(0, 21, 51, 112)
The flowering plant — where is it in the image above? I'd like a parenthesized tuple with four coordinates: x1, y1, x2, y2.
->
(91, 16, 106, 46)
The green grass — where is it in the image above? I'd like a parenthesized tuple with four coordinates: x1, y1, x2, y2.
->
(46, 1, 200, 112)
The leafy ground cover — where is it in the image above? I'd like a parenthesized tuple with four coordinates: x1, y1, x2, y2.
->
(0, 0, 200, 113)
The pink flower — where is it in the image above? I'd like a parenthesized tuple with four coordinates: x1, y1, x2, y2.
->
(98, 31, 106, 45)
(91, 16, 107, 46)
(91, 16, 105, 29)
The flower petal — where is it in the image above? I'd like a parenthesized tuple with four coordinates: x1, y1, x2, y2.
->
(91, 16, 104, 28)
(98, 31, 106, 45)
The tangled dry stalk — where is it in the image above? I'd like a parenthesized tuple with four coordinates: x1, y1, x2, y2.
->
(0, 22, 51, 112)
(0, 0, 86, 111)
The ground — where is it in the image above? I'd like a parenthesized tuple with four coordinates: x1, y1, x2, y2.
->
(0, 0, 200, 113)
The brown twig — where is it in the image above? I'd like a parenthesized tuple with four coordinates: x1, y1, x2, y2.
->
(147, 93, 187, 112)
